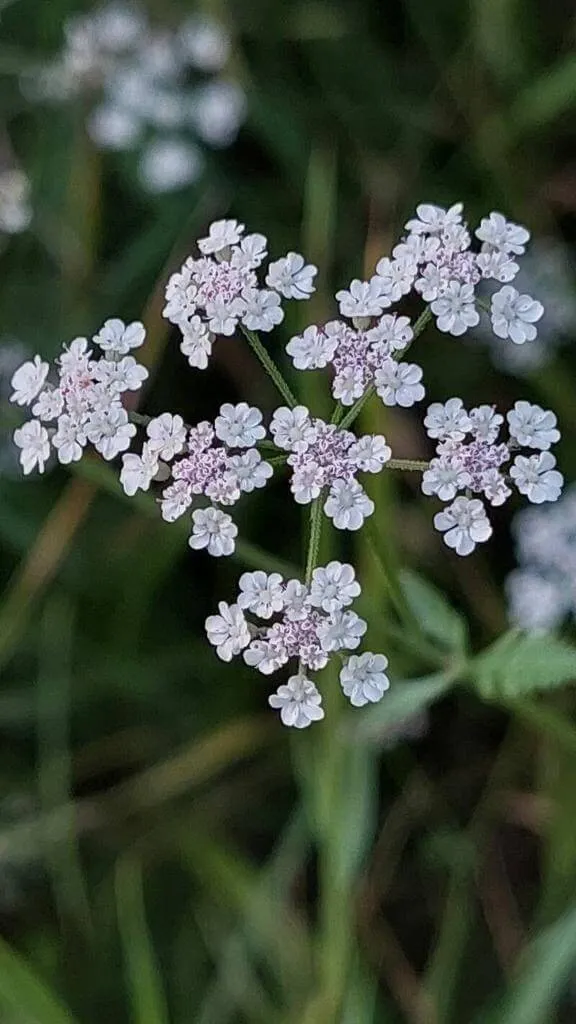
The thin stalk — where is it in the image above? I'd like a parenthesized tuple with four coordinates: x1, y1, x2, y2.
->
(305, 496, 324, 585)
(240, 326, 298, 408)
(388, 458, 429, 472)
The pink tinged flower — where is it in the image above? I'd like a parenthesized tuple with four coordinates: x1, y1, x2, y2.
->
(506, 401, 560, 450)
(205, 601, 250, 661)
(490, 286, 543, 344)
(475, 211, 530, 256)
(93, 319, 146, 355)
(160, 479, 192, 521)
(405, 202, 463, 236)
(317, 609, 367, 652)
(228, 449, 272, 492)
(340, 652, 390, 707)
(146, 413, 187, 460)
(422, 459, 471, 502)
(180, 318, 213, 369)
(10, 355, 49, 406)
(13, 419, 51, 475)
(270, 405, 316, 452)
(120, 445, 159, 496)
(324, 479, 374, 531)
(434, 496, 492, 556)
(268, 675, 325, 729)
(335, 277, 386, 319)
(374, 360, 425, 408)
(424, 398, 471, 441)
(214, 402, 266, 448)
(482, 468, 511, 507)
(309, 561, 361, 613)
(510, 453, 563, 504)
(286, 324, 339, 370)
(238, 571, 285, 618)
(476, 251, 519, 283)
(349, 435, 391, 473)
(241, 288, 284, 332)
(431, 281, 479, 337)
(468, 405, 504, 443)
(189, 506, 237, 556)
(32, 387, 64, 421)
(86, 405, 136, 460)
(198, 219, 245, 255)
(266, 252, 317, 299)
(52, 414, 86, 464)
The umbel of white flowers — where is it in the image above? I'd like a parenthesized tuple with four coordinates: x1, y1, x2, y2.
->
(8, 204, 565, 725)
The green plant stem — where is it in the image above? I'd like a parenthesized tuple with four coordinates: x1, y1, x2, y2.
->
(304, 496, 324, 585)
(240, 326, 298, 408)
(388, 458, 429, 472)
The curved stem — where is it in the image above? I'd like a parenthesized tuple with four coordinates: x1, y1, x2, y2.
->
(240, 326, 298, 408)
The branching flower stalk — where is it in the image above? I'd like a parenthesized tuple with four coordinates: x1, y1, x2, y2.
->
(8, 206, 564, 727)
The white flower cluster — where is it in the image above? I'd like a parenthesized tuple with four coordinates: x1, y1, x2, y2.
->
(506, 484, 576, 632)
(24, 2, 245, 194)
(270, 406, 390, 530)
(422, 398, 563, 555)
(120, 402, 272, 556)
(163, 219, 317, 366)
(9, 319, 148, 474)
(205, 563, 390, 727)
(285, 202, 545, 410)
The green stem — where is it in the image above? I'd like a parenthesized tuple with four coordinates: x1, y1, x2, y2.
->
(305, 495, 324, 585)
(240, 326, 298, 408)
(387, 458, 429, 472)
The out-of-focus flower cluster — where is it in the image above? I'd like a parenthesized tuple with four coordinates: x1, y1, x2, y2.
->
(205, 563, 390, 727)
(0, 169, 31, 236)
(507, 484, 576, 632)
(23, 2, 245, 193)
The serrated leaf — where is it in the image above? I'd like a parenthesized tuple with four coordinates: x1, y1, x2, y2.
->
(471, 631, 576, 698)
(399, 570, 467, 653)
(348, 673, 455, 745)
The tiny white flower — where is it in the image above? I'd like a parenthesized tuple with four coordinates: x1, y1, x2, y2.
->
(228, 449, 273, 492)
(93, 355, 148, 392)
(490, 286, 543, 344)
(205, 601, 250, 661)
(507, 401, 560, 450)
(335, 278, 385, 319)
(375, 359, 425, 408)
(10, 355, 49, 406)
(214, 402, 266, 448)
(268, 675, 325, 728)
(468, 405, 504, 443)
(32, 387, 64, 421)
(146, 413, 187, 460)
(332, 365, 366, 406)
(510, 453, 563, 504)
(424, 398, 471, 441)
(231, 233, 268, 269)
(189, 506, 237, 556)
(180, 317, 213, 369)
(241, 288, 284, 332)
(244, 639, 287, 675)
(13, 419, 51, 475)
(266, 252, 317, 299)
(309, 561, 361, 613)
(291, 463, 323, 504)
(163, 270, 197, 326)
(286, 323, 339, 370)
(93, 319, 146, 355)
(282, 579, 309, 621)
(374, 256, 418, 303)
(414, 263, 448, 302)
(238, 571, 285, 618)
(482, 467, 512, 507)
(317, 609, 367, 652)
(52, 414, 86, 464)
(431, 281, 479, 337)
(205, 297, 244, 336)
(405, 202, 463, 235)
(59, 338, 92, 375)
(120, 445, 159, 496)
(324, 479, 374, 531)
(349, 435, 392, 473)
(475, 211, 529, 255)
(340, 652, 390, 707)
(160, 480, 192, 521)
(434, 496, 492, 556)
(476, 251, 519, 282)
(86, 405, 136, 460)
(270, 405, 316, 452)
(369, 313, 413, 352)
(422, 459, 471, 502)
(198, 218, 245, 255)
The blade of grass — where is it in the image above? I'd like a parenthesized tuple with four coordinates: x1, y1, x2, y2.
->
(115, 855, 169, 1024)
(0, 933, 77, 1024)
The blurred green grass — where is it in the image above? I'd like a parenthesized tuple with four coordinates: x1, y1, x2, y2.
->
(1, 0, 576, 1021)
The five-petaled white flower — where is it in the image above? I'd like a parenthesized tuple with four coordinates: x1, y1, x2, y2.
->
(205, 601, 251, 661)
(93, 319, 146, 355)
(120, 445, 160, 496)
(266, 252, 317, 299)
(286, 324, 339, 369)
(189, 507, 238, 556)
(375, 359, 425, 407)
(324, 479, 374, 531)
(146, 413, 187, 460)
(13, 419, 51, 474)
(268, 675, 325, 729)
(405, 202, 463, 236)
(424, 398, 471, 441)
(309, 561, 361, 613)
(340, 652, 390, 707)
(335, 278, 385, 320)
(490, 286, 543, 344)
(475, 212, 529, 256)
(214, 403, 266, 448)
(431, 281, 479, 336)
(237, 571, 285, 618)
(510, 453, 563, 504)
(198, 218, 245, 255)
(270, 405, 316, 452)
(434, 496, 492, 555)
(507, 402, 560, 450)
(10, 355, 49, 406)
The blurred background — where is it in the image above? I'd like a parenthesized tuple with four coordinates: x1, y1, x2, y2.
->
(2, 1, 576, 1021)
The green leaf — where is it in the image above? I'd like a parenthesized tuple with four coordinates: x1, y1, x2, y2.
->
(115, 856, 169, 1024)
(348, 673, 456, 745)
(399, 570, 468, 653)
(477, 903, 576, 1024)
(471, 631, 576, 699)
(0, 934, 77, 1024)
